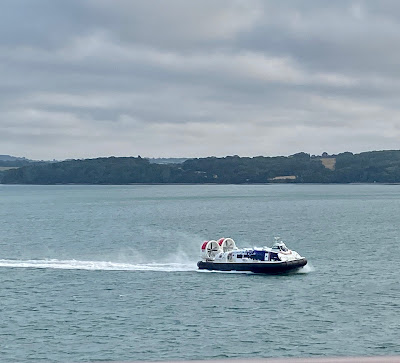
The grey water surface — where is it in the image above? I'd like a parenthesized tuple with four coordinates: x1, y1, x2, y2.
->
(0, 184, 399, 362)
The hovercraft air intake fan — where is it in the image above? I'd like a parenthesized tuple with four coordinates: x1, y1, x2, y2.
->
(201, 240, 221, 259)
(218, 238, 236, 252)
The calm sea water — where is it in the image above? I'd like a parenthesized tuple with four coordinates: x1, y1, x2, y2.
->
(0, 184, 400, 362)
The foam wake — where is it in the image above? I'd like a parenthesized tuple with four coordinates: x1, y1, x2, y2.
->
(0, 259, 196, 272)
(297, 263, 314, 273)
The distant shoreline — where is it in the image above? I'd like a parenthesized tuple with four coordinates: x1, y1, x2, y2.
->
(2, 182, 400, 186)
(3, 151, 400, 184)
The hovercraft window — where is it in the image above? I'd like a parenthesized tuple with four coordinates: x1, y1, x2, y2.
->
(237, 254, 243, 258)
(269, 252, 280, 261)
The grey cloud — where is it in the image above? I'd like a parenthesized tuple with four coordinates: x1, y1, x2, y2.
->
(235, 1, 400, 76)
(1, 1, 400, 159)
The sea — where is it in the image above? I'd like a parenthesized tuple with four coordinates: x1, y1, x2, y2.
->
(0, 184, 399, 362)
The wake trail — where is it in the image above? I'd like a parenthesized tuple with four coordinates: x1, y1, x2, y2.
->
(0, 258, 197, 272)
(297, 263, 314, 273)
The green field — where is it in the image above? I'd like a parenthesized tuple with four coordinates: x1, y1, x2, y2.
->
(0, 166, 20, 171)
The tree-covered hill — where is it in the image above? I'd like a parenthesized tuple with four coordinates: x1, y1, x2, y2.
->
(1, 157, 178, 184)
(0, 155, 44, 181)
(0, 156, 33, 168)
(2, 150, 400, 184)
(180, 153, 331, 183)
(330, 150, 400, 183)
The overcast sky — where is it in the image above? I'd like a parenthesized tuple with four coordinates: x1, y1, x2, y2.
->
(1, 0, 400, 160)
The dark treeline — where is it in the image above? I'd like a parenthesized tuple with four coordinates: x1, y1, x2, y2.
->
(0, 159, 33, 168)
(0, 158, 39, 182)
(2, 150, 400, 184)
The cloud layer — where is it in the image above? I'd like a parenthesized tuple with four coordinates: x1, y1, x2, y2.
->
(1, 0, 400, 159)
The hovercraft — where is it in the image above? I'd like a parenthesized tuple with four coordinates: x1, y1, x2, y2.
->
(197, 237, 307, 273)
